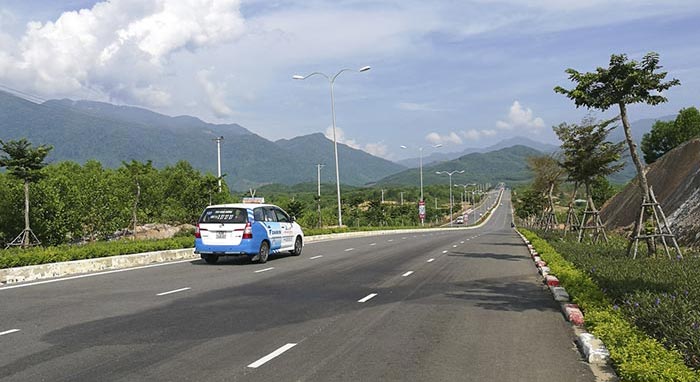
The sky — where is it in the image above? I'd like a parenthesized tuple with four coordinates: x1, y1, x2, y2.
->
(1, 0, 699, 161)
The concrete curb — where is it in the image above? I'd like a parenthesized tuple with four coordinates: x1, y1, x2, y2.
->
(0, 248, 196, 286)
(514, 229, 614, 377)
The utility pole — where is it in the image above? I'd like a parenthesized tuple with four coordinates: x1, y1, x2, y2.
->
(400, 192, 404, 205)
(316, 164, 324, 228)
(381, 189, 386, 203)
(214, 136, 224, 192)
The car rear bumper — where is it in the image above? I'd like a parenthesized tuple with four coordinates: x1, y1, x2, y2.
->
(194, 238, 259, 256)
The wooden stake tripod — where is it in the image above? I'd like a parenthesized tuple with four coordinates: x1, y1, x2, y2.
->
(578, 195, 608, 243)
(630, 187, 681, 259)
(5, 228, 41, 249)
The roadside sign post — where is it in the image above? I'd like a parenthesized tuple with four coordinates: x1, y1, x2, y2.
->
(418, 200, 426, 225)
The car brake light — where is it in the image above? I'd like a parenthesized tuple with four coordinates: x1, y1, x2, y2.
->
(195, 224, 206, 238)
(242, 222, 253, 239)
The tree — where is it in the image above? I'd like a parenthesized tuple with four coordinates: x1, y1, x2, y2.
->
(555, 52, 681, 254)
(641, 107, 700, 163)
(0, 138, 53, 247)
(526, 154, 566, 230)
(553, 116, 625, 242)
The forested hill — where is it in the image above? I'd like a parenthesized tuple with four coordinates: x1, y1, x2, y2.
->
(376, 145, 541, 186)
(0, 91, 405, 189)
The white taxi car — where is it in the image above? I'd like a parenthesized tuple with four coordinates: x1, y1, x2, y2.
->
(194, 203, 304, 264)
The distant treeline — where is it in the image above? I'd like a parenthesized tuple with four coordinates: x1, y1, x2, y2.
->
(0, 160, 232, 246)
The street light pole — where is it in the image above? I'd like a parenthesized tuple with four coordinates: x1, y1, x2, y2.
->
(213, 136, 224, 192)
(436, 170, 464, 226)
(293, 66, 371, 227)
(400, 143, 442, 225)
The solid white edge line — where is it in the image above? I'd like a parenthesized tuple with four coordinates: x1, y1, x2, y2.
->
(427, 258, 435, 263)
(309, 255, 323, 260)
(254, 267, 275, 273)
(247, 343, 297, 368)
(0, 258, 196, 291)
(156, 287, 191, 296)
(344, 248, 354, 252)
(358, 293, 378, 303)
(0, 329, 21, 336)
(402, 271, 414, 277)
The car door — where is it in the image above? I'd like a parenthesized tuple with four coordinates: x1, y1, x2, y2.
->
(273, 207, 295, 250)
(262, 207, 283, 251)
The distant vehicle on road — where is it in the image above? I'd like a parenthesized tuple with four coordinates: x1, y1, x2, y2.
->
(455, 216, 464, 224)
(195, 203, 304, 264)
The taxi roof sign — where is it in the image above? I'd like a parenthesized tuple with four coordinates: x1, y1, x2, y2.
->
(242, 197, 265, 204)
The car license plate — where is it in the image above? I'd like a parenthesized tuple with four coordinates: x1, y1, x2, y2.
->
(216, 231, 226, 239)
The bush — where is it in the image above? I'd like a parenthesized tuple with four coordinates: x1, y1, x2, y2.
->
(522, 229, 699, 381)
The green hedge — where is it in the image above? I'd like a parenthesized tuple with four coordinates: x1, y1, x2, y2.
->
(521, 229, 699, 382)
(0, 236, 194, 269)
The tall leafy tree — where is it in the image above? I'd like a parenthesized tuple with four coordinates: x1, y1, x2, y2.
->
(553, 116, 625, 241)
(0, 138, 53, 247)
(554, 52, 679, 200)
(641, 107, 700, 163)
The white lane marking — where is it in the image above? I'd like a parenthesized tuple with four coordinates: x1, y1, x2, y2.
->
(427, 258, 435, 263)
(0, 329, 21, 336)
(344, 248, 354, 252)
(247, 343, 297, 368)
(358, 293, 378, 303)
(387, 239, 394, 242)
(452, 245, 458, 248)
(460, 241, 465, 244)
(0, 258, 196, 292)
(402, 237, 407, 240)
(255, 267, 275, 273)
(369, 243, 377, 246)
(442, 250, 448, 254)
(309, 255, 323, 260)
(402, 271, 414, 277)
(156, 287, 191, 296)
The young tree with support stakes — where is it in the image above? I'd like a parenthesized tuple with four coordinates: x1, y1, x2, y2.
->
(526, 154, 566, 231)
(553, 116, 625, 243)
(554, 52, 682, 257)
(0, 138, 53, 248)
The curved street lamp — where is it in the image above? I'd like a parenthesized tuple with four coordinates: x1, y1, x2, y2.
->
(293, 66, 371, 227)
(436, 170, 464, 226)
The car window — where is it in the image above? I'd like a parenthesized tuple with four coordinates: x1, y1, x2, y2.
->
(264, 208, 277, 222)
(253, 208, 265, 222)
(200, 208, 248, 224)
(274, 208, 290, 223)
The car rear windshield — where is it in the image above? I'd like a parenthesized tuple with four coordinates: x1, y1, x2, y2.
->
(199, 208, 248, 224)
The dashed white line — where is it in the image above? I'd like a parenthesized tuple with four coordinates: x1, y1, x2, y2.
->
(427, 258, 435, 263)
(402, 237, 407, 240)
(358, 293, 378, 303)
(442, 250, 448, 254)
(309, 255, 323, 260)
(255, 267, 275, 273)
(0, 329, 20, 336)
(402, 271, 414, 277)
(388, 239, 394, 242)
(247, 343, 297, 368)
(369, 243, 377, 246)
(453, 245, 458, 248)
(460, 241, 465, 244)
(344, 248, 354, 252)
(156, 287, 191, 296)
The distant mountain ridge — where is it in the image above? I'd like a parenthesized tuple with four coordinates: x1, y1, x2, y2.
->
(0, 91, 404, 190)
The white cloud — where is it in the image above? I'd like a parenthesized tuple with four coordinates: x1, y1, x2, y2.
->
(324, 126, 390, 158)
(426, 131, 463, 145)
(197, 69, 233, 118)
(364, 142, 389, 158)
(460, 128, 499, 141)
(0, 0, 245, 106)
(496, 101, 545, 132)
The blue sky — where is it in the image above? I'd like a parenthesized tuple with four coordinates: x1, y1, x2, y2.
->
(1, 1, 699, 160)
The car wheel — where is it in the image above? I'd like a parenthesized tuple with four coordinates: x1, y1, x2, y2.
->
(203, 254, 218, 264)
(290, 236, 303, 256)
(257, 241, 270, 264)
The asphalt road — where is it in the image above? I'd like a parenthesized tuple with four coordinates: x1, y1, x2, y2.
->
(0, 190, 595, 381)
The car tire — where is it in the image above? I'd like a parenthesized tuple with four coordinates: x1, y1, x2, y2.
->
(203, 254, 219, 264)
(257, 241, 270, 264)
(290, 236, 303, 256)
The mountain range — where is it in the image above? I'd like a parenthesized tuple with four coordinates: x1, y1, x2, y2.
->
(0, 90, 404, 190)
(1, 90, 671, 189)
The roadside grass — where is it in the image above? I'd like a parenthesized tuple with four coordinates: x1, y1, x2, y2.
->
(523, 229, 700, 382)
